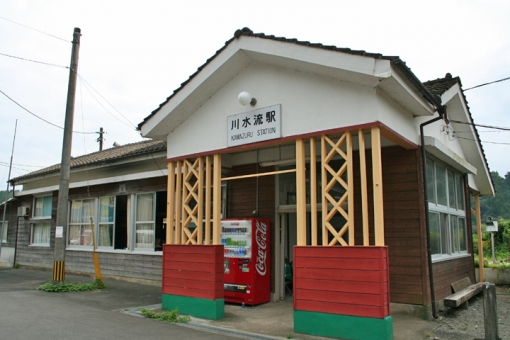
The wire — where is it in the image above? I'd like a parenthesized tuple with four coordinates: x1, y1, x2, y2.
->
(449, 119, 510, 132)
(78, 74, 138, 130)
(78, 80, 135, 131)
(0, 52, 69, 69)
(455, 130, 504, 133)
(456, 136, 510, 146)
(0, 162, 32, 173)
(0, 16, 70, 43)
(0, 161, 44, 168)
(0, 89, 95, 134)
(464, 76, 510, 91)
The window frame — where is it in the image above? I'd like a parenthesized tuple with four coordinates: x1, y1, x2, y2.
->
(427, 157, 468, 261)
(30, 221, 51, 246)
(33, 195, 53, 219)
(97, 196, 116, 249)
(1, 221, 7, 243)
(68, 196, 116, 249)
(134, 192, 156, 251)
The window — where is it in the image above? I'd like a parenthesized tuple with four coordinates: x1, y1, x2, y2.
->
(1, 221, 7, 243)
(31, 222, 51, 246)
(66, 192, 169, 252)
(33, 195, 52, 218)
(427, 158, 467, 260)
(98, 197, 115, 247)
(69, 199, 95, 246)
(135, 193, 155, 249)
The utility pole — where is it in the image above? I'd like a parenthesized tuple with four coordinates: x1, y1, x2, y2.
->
(96, 127, 104, 151)
(53, 27, 81, 282)
(0, 120, 17, 260)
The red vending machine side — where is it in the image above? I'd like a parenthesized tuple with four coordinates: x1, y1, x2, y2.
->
(222, 218, 270, 306)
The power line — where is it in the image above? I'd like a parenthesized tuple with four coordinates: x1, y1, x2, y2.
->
(456, 136, 510, 146)
(0, 52, 69, 69)
(0, 161, 44, 168)
(78, 75, 138, 130)
(0, 89, 95, 134)
(449, 119, 510, 132)
(0, 16, 70, 43)
(464, 76, 510, 91)
(0, 162, 32, 173)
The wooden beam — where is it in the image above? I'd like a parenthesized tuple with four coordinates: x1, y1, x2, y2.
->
(212, 154, 222, 245)
(197, 157, 204, 245)
(204, 156, 211, 245)
(175, 160, 182, 244)
(358, 129, 369, 246)
(296, 139, 307, 246)
(310, 138, 318, 246)
(222, 168, 296, 181)
(321, 135, 327, 246)
(167, 162, 175, 245)
(371, 127, 385, 246)
(347, 131, 354, 246)
(474, 194, 485, 282)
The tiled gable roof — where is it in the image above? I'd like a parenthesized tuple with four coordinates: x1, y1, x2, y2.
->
(138, 27, 437, 131)
(11, 139, 166, 183)
(423, 73, 462, 96)
(424, 73, 493, 188)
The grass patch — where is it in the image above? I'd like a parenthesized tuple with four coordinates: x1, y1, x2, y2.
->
(36, 278, 105, 292)
(139, 308, 190, 323)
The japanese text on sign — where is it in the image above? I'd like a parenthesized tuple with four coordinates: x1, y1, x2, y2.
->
(227, 105, 281, 147)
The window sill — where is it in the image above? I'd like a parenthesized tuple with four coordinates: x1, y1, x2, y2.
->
(431, 253, 471, 263)
(66, 247, 163, 256)
(29, 244, 50, 248)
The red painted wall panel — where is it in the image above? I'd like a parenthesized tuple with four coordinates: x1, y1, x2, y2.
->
(162, 245, 224, 300)
(294, 246, 390, 319)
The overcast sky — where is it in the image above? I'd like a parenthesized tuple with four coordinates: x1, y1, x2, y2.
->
(1, 0, 509, 190)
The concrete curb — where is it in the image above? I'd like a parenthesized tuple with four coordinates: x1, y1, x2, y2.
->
(119, 303, 284, 340)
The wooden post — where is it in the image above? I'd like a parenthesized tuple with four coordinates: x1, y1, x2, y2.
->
(197, 157, 204, 245)
(347, 132, 354, 246)
(474, 194, 485, 282)
(167, 162, 175, 244)
(321, 136, 327, 246)
(371, 127, 385, 246)
(482, 283, 499, 340)
(212, 154, 221, 245)
(296, 139, 307, 246)
(204, 156, 211, 245)
(359, 130, 369, 246)
(175, 160, 182, 244)
(182, 161, 189, 243)
(310, 138, 318, 246)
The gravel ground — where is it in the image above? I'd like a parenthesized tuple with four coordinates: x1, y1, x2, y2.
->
(430, 285, 509, 340)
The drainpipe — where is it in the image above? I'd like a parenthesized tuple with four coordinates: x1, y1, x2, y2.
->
(420, 104, 446, 319)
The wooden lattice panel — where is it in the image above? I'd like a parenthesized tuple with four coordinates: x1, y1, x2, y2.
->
(181, 158, 203, 244)
(321, 133, 354, 246)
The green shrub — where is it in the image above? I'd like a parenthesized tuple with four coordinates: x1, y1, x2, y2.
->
(36, 278, 105, 292)
(139, 308, 190, 323)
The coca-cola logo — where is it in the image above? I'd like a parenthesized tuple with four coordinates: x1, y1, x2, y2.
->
(255, 220, 267, 276)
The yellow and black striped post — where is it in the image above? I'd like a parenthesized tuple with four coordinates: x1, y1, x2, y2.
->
(53, 261, 65, 281)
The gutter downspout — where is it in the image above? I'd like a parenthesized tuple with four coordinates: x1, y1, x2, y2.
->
(420, 112, 445, 319)
(392, 58, 447, 319)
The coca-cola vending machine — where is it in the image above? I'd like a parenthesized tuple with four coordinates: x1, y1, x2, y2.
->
(221, 218, 270, 306)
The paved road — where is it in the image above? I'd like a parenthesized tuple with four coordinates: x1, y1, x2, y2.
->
(0, 268, 238, 340)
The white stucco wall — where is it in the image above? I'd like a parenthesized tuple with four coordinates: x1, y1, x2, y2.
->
(166, 62, 418, 159)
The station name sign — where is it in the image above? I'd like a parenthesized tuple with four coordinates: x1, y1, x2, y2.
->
(227, 104, 281, 147)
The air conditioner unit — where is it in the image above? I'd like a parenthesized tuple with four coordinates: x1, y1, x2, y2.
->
(17, 207, 29, 217)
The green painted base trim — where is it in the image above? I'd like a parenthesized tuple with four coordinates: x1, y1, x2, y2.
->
(294, 310, 393, 340)
(162, 294, 224, 320)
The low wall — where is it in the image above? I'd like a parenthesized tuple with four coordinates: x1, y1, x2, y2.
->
(476, 268, 510, 284)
